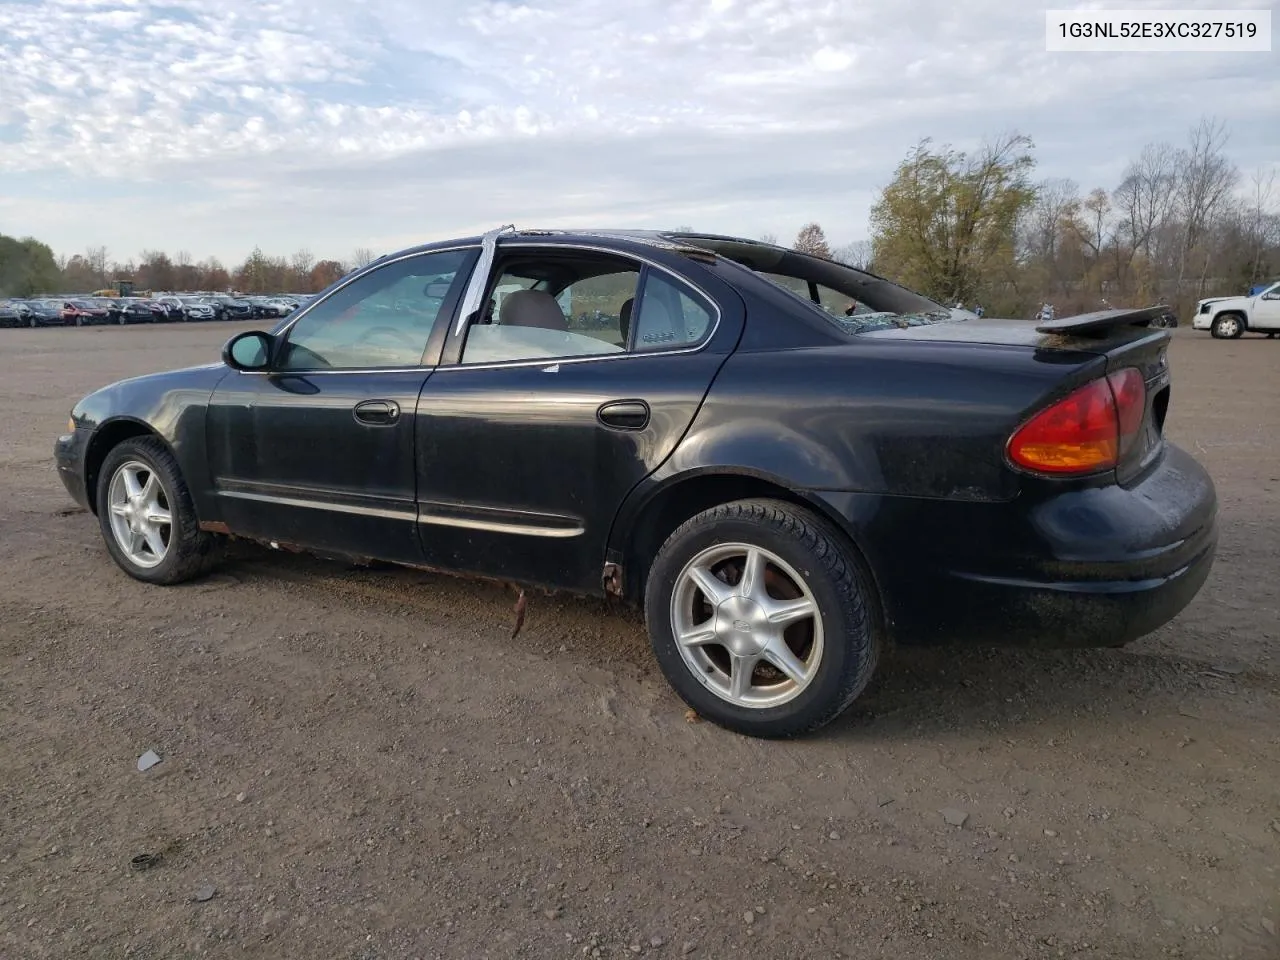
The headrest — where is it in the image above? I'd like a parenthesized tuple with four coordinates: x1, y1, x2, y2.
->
(499, 289, 567, 331)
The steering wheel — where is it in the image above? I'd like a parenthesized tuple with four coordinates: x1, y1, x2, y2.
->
(355, 326, 419, 348)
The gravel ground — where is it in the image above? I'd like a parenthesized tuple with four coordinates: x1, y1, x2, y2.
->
(1, 322, 1277, 960)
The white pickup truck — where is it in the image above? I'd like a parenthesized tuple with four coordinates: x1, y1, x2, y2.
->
(1191, 281, 1280, 338)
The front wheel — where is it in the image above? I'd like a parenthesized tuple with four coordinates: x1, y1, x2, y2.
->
(96, 436, 223, 584)
(1211, 314, 1244, 339)
(645, 499, 881, 738)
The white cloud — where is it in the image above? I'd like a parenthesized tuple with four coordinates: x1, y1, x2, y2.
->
(0, 0, 1276, 262)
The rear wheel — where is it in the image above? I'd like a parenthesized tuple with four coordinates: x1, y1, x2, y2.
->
(644, 498, 881, 738)
(1211, 313, 1244, 339)
(96, 436, 223, 584)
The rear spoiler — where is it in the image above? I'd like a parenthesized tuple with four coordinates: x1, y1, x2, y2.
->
(1036, 304, 1171, 336)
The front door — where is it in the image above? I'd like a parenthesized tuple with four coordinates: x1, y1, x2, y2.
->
(205, 246, 477, 561)
(413, 241, 743, 593)
(1254, 283, 1280, 330)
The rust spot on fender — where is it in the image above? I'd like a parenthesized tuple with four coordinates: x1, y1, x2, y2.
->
(198, 520, 232, 535)
(602, 561, 624, 597)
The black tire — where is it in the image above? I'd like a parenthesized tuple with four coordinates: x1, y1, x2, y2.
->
(644, 498, 881, 738)
(1210, 313, 1245, 339)
(95, 436, 223, 584)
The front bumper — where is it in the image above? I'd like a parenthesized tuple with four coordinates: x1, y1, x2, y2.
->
(54, 428, 92, 512)
(1191, 312, 1212, 330)
(817, 442, 1218, 648)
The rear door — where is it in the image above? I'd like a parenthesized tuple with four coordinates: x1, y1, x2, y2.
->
(204, 247, 477, 561)
(413, 240, 743, 593)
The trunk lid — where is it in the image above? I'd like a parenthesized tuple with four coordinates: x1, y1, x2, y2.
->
(862, 312, 1173, 485)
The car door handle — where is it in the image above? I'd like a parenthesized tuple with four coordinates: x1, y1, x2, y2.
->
(597, 400, 650, 430)
(353, 399, 400, 425)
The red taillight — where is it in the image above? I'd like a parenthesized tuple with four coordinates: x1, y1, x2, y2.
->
(1008, 368, 1146, 475)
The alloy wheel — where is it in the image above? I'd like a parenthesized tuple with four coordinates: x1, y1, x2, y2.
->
(106, 460, 173, 569)
(670, 542, 824, 708)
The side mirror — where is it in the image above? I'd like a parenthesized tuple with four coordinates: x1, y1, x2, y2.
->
(222, 330, 274, 371)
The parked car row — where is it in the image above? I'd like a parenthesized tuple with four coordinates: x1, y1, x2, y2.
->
(0, 293, 315, 328)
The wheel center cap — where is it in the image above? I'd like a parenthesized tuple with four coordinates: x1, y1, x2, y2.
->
(714, 596, 767, 656)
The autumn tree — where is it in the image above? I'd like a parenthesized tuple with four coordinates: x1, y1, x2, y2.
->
(870, 133, 1037, 305)
(199, 257, 230, 291)
(310, 259, 347, 291)
(793, 223, 831, 258)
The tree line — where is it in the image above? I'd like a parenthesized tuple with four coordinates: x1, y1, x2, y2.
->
(781, 118, 1278, 318)
(0, 241, 380, 298)
(4, 116, 1276, 317)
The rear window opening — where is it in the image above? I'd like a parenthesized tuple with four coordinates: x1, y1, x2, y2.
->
(667, 233, 959, 334)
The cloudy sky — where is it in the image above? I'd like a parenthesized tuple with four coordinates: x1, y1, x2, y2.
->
(1, 0, 1277, 265)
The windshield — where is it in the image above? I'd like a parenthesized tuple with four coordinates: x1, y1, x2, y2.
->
(667, 234, 956, 334)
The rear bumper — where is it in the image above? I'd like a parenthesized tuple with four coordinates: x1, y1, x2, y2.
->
(816, 442, 1218, 648)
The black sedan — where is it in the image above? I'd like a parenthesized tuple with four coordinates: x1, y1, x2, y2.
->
(0, 299, 32, 327)
(53, 228, 1218, 738)
(115, 300, 160, 324)
(25, 299, 69, 326)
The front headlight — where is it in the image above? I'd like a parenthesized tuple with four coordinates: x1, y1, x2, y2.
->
(67, 416, 76, 432)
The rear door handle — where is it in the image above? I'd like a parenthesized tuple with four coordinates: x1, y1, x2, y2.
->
(353, 399, 400, 425)
(597, 400, 650, 430)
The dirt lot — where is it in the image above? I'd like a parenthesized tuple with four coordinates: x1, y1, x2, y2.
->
(1, 322, 1278, 960)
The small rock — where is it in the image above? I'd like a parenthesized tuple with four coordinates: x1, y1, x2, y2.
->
(235, 792, 247, 804)
(743, 910, 754, 925)
(940, 808, 969, 828)
(1262, 918, 1276, 937)
(1003, 807, 1016, 819)
(137, 750, 162, 772)
(681, 942, 697, 955)
(650, 937, 665, 948)
(193, 886, 216, 903)
(1044, 829, 1058, 838)
(829, 831, 840, 840)
(543, 908, 560, 920)
(630, 946, 642, 954)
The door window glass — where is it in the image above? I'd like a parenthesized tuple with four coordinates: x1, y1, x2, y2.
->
(459, 251, 717, 365)
(461, 257, 638, 365)
(280, 249, 472, 370)
(629, 272, 715, 351)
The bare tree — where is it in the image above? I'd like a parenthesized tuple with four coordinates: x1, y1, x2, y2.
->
(1173, 117, 1240, 291)
(1113, 143, 1177, 264)
(85, 246, 109, 286)
(351, 247, 376, 269)
(1245, 166, 1278, 285)
(831, 240, 873, 269)
(291, 248, 316, 290)
(758, 232, 779, 245)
